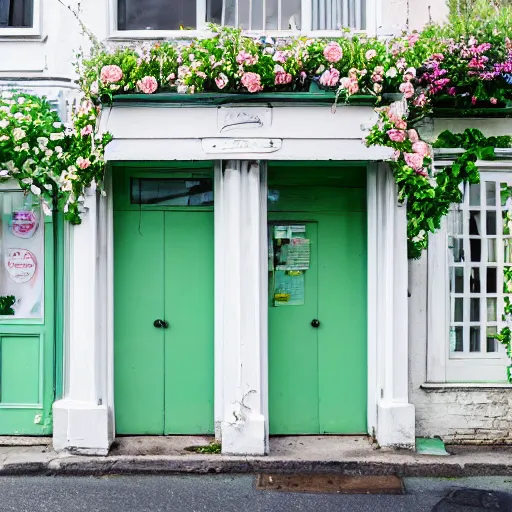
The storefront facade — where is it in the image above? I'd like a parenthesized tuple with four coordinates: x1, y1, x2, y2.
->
(52, 98, 414, 454)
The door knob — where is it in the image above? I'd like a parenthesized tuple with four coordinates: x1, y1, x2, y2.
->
(311, 319, 320, 328)
(153, 319, 169, 328)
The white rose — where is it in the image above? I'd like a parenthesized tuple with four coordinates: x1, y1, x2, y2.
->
(55, 146, 63, 154)
(37, 137, 49, 146)
(0, 135, 8, 141)
(53, 122, 62, 128)
(30, 184, 41, 196)
(22, 177, 33, 184)
(50, 132, 65, 140)
(386, 67, 398, 78)
(0, 120, 9, 129)
(13, 128, 26, 140)
(45, 149, 53, 157)
(17, 97, 25, 104)
(21, 142, 29, 150)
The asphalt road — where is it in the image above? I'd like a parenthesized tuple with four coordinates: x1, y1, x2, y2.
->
(0, 475, 511, 512)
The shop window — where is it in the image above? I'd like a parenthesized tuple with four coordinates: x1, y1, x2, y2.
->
(0, 191, 44, 319)
(115, 0, 367, 32)
(130, 178, 213, 206)
(428, 170, 512, 383)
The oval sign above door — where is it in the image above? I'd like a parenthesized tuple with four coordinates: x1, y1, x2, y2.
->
(5, 248, 37, 283)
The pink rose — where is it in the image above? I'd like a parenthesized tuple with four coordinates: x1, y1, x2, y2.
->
(490, 97, 498, 104)
(412, 141, 430, 158)
(391, 150, 401, 161)
(236, 51, 258, 66)
(76, 157, 91, 170)
(167, 73, 176, 81)
(215, 73, 228, 90)
(319, 68, 340, 87)
(100, 65, 123, 84)
(273, 51, 288, 64)
(404, 152, 424, 170)
(323, 41, 343, 63)
(393, 117, 407, 130)
(365, 49, 377, 60)
(347, 79, 359, 95)
(275, 71, 292, 85)
(399, 81, 415, 98)
(80, 125, 93, 137)
(414, 93, 427, 107)
(448, 87, 457, 96)
(415, 168, 429, 177)
(241, 72, 263, 93)
(472, 96, 478, 105)
(387, 129, 406, 142)
(137, 76, 158, 94)
(408, 33, 420, 46)
(407, 129, 419, 143)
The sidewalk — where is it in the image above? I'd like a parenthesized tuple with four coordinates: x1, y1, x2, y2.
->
(1, 436, 511, 477)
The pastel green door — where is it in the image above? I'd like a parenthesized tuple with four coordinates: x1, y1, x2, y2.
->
(268, 165, 367, 435)
(114, 171, 214, 435)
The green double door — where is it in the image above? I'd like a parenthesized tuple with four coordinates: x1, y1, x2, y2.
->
(114, 208, 214, 434)
(268, 166, 368, 435)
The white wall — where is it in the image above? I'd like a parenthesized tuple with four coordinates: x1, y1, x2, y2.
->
(0, 0, 446, 80)
(409, 256, 512, 444)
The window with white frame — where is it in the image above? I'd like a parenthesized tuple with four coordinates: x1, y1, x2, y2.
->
(0, 0, 32, 27)
(428, 169, 512, 384)
(0, 0, 40, 35)
(115, 0, 367, 33)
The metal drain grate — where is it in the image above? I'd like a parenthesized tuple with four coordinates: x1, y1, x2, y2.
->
(256, 474, 404, 495)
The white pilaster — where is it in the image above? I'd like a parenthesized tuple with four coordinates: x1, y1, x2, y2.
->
(374, 163, 415, 449)
(53, 183, 114, 455)
(215, 160, 269, 456)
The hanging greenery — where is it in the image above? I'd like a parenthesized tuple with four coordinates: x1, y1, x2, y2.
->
(0, 91, 112, 223)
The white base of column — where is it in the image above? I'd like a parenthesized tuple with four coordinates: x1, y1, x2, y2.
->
(377, 402, 416, 449)
(221, 413, 267, 456)
(52, 399, 113, 455)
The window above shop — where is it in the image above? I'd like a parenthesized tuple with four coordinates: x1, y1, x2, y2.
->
(112, 0, 369, 37)
(0, 0, 41, 36)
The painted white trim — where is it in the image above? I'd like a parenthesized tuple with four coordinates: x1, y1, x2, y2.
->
(366, 163, 378, 436)
(0, 0, 42, 38)
(375, 163, 415, 449)
(421, 382, 512, 389)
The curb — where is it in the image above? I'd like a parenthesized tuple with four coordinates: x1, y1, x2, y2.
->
(1, 457, 512, 477)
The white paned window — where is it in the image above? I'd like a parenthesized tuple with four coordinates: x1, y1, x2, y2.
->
(0, 0, 40, 36)
(428, 169, 512, 383)
(113, 0, 369, 36)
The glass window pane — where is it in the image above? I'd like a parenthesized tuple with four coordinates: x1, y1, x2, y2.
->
(131, 178, 213, 206)
(486, 211, 497, 235)
(448, 209, 463, 235)
(207, 0, 223, 24)
(451, 267, 464, 293)
(487, 267, 497, 293)
(485, 181, 496, 206)
(118, 0, 197, 30)
(470, 326, 480, 352)
(0, 192, 44, 319)
(0, 0, 33, 28)
(486, 326, 498, 352)
(469, 267, 480, 293)
(487, 298, 497, 321)
(488, 238, 496, 262)
(469, 238, 481, 262)
(503, 211, 512, 235)
(504, 239, 512, 263)
(449, 237, 464, 262)
(470, 298, 480, 321)
(450, 326, 464, 352)
(280, 0, 301, 29)
(469, 211, 481, 235)
(469, 183, 481, 206)
(265, 0, 278, 29)
(454, 298, 463, 322)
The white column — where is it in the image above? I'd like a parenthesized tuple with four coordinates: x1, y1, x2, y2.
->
(53, 183, 114, 455)
(215, 160, 269, 456)
(374, 163, 415, 449)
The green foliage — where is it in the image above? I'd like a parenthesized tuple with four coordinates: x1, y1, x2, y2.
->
(0, 295, 15, 316)
(187, 442, 222, 454)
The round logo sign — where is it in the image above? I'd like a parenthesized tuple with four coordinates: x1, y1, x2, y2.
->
(12, 210, 38, 239)
(5, 249, 37, 284)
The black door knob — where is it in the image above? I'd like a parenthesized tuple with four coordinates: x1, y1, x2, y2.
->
(311, 319, 320, 328)
(154, 319, 169, 328)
